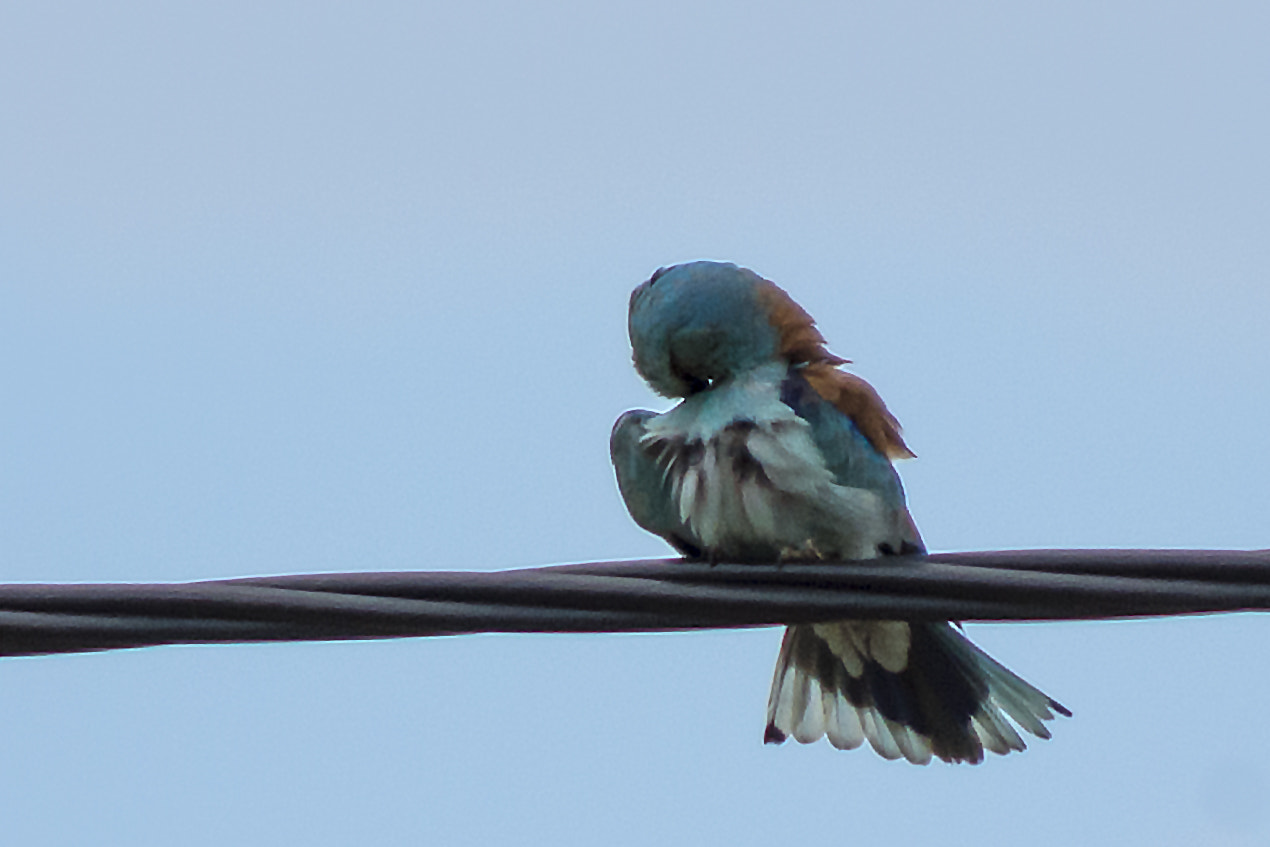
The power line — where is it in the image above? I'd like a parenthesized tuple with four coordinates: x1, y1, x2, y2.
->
(1, 548, 1267, 658)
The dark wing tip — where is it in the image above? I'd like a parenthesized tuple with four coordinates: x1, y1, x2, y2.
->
(764, 724, 788, 745)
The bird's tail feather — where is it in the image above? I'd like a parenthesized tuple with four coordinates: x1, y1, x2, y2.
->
(764, 621, 1069, 764)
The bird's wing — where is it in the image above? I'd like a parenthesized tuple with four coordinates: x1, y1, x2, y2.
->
(610, 410, 704, 558)
(779, 367, 924, 553)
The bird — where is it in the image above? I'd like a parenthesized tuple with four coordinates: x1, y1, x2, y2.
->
(610, 260, 1069, 764)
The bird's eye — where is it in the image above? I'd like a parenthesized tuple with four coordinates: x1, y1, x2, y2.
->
(648, 266, 669, 286)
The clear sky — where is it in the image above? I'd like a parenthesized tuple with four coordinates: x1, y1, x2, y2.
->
(2, 2, 1268, 845)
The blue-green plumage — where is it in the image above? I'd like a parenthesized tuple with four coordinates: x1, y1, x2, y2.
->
(610, 409, 701, 559)
(612, 261, 1068, 764)
(777, 368, 910, 531)
(629, 262, 784, 397)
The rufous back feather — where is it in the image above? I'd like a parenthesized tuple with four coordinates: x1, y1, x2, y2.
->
(756, 280, 914, 461)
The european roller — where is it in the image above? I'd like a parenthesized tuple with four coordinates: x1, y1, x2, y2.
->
(610, 260, 1069, 765)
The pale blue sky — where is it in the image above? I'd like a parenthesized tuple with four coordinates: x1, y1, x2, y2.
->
(2, 2, 1268, 845)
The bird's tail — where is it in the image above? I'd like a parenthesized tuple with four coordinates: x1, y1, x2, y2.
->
(764, 621, 1070, 764)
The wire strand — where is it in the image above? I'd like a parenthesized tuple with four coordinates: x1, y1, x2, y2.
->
(1, 549, 1267, 657)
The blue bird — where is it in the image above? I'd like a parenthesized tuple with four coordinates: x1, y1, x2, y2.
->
(611, 261, 1069, 764)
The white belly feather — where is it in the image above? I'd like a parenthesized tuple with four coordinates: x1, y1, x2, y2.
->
(640, 364, 891, 561)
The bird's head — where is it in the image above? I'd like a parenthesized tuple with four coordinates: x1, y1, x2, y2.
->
(628, 261, 842, 397)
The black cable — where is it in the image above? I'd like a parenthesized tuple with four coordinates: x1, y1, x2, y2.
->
(1, 549, 1266, 658)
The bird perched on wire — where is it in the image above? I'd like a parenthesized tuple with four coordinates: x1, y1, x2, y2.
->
(610, 260, 1069, 764)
